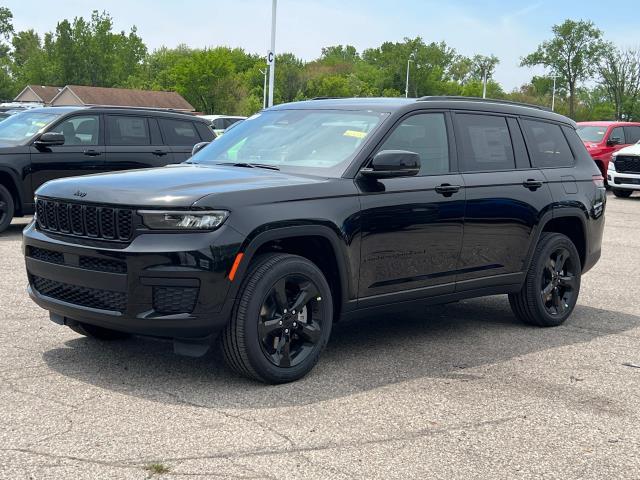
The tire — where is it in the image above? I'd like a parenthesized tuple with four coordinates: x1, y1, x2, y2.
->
(509, 233, 581, 327)
(0, 184, 15, 233)
(222, 253, 333, 384)
(612, 188, 633, 198)
(68, 321, 131, 340)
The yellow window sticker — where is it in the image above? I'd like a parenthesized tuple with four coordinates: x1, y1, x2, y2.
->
(343, 130, 367, 139)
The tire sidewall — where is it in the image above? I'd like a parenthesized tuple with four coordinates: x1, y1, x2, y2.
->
(529, 234, 582, 326)
(0, 184, 14, 232)
(241, 256, 333, 382)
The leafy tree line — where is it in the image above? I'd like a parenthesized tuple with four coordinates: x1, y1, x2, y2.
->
(0, 8, 636, 120)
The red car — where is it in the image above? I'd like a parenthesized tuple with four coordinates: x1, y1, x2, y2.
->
(576, 121, 640, 176)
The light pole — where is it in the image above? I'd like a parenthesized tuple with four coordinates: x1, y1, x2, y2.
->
(551, 72, 557, 112)
(405, 58, 414, 98)
(267, 0, 277, 107)
(260, 69, 267, 109)
(482, 70, 488, 99)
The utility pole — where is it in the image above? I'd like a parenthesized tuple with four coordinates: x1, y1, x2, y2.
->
(482, 70, 488, 99)
(260, 69, 267, 109)
(405, 58, 413, 98)
(551, 72, 557, 112)
(267, 0, 277, 107)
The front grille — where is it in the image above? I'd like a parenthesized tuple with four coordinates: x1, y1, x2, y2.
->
(153, 286, 198, 314)
(79, 256, 127, 274)
(36, 198, 134, 242)
(32, 275, 127, 312)
(29, 247, 64, 265)
(614, 156, 640, 174)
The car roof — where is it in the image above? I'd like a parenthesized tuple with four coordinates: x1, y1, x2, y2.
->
(269, 97, 575, 126)
(13, 105, 207, 123)
(577, 121, 640, 127)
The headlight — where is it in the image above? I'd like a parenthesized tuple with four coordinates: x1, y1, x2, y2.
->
(138, 210, 228, 230)
(608, 160, 615, 170)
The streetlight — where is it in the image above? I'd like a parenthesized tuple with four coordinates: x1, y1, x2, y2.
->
(259, 69, 267, 109)
(405, 57, 414, 98)
(482, 70, 488, 99)
(267, 0, 277, 107)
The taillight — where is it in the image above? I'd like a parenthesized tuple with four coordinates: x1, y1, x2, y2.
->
(592, 175, 605, 187)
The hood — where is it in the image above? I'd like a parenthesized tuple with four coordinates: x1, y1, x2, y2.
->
(613, 143, 640, 157)
(35, 164, 329, 207)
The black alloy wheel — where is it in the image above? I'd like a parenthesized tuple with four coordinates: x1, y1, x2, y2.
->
(540, 247, 578, 317)
(258, 274, 324, 368)
(0, 184, 14, 233)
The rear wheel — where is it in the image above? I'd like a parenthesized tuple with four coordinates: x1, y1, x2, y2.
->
(0, 184, 15, 233)
(68, 321, 131, 340)
(612, 188, 633, 198)
(509, 233, 581, 327)
(222, 253, 333, 384)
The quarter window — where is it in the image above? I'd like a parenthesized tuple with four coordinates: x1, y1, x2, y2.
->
(106, 116, 150, 146)
(160, 119, 199, 145)
(456, 114, 515, 171)
(378, 113, 449, 175)
(51, 115, 100, 146)
(521, 119, 574, 168)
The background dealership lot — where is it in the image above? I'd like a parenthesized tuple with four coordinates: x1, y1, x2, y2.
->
(1, 192, 639, 479)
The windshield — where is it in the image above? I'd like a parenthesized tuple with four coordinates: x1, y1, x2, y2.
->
(190, 109, 387, 177)
(0, 111, 61, 146)
(576, 125, 607, 143)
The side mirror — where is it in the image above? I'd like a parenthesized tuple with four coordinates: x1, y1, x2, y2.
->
(35, 132, 65, 147)
(607, 136, 622, 146)
(191, 141, 210, 157)
(361, 150, 420, 178)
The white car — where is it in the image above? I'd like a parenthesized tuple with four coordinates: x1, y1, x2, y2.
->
(199, 115, 246, 136)
(609, 143, 640, 197)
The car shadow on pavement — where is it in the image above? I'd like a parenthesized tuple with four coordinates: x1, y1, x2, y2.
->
(0, 221, 28, 241)
(41, 295, 640, 409)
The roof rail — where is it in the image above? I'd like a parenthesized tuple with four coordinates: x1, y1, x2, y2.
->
(309, 96, 343, 100)
(83, 105, 196, 115)
(416, 96, 552, 112)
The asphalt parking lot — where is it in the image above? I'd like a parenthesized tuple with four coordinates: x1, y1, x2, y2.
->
(1, 192, 640, 480)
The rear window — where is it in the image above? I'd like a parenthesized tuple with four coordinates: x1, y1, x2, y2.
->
(455, 114, 515, 172)
(159, 119, 200, 145)
(521, 119, 574, 168)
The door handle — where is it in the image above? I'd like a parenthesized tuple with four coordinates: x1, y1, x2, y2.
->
(83, 149, 102, 157)
(435, 184, 461, 197)
(523, 179, 543, 191)
(152, 149, 168, 156)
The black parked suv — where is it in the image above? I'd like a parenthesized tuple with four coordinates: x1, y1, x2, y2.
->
(0, 106, 215, 232)
(23, 97, 606, 383)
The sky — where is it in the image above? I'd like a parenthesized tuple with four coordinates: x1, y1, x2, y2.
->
(5, 0, 640, 91)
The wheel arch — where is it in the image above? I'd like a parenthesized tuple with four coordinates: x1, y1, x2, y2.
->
(229, 225, 354, 320)
(0, 168, 24, 216)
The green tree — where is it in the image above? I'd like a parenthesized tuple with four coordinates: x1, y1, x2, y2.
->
(598, 47, 640, 120)
(521, 19, 610, 118)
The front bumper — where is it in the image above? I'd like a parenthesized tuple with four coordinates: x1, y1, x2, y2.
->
(23, 221, 244, 340)
(608, 166, 640, 190)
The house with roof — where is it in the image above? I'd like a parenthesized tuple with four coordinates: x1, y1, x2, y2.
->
(50, 85, 195, 112)
(14, 85, 63, 104)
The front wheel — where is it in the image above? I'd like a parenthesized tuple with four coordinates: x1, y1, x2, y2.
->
(509, 233, 581, 327)
(612, 188, 633, 198)
(222, 253, 333, 384)
(0, 184, 15, 233)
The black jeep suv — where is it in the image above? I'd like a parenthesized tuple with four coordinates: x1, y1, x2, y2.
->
(23, 97, 606, 383)
(0, 106, 215, 232)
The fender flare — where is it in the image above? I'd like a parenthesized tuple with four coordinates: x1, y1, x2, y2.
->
(227, 224, 354, 310)
(521, 205, 589, 275)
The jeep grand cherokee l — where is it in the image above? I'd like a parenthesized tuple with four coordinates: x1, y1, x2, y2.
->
(23, 97, 606, 384)
(0, 106, 215, 233)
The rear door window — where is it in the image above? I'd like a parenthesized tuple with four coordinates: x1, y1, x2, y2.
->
(159, 119, 200, 145)
(624, 126, 640, 144)
(455, 114, 515, 172)
(521, 119, 574, 168)
(106, 116, 150, 146)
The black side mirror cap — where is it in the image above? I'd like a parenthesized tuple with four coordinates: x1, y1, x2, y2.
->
(191, 141, 210, 157)
(35, 132, 65, 147)
(360, 150, 421, 178)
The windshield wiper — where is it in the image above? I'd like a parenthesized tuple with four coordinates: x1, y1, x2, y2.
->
(218, 162, 280, 171)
